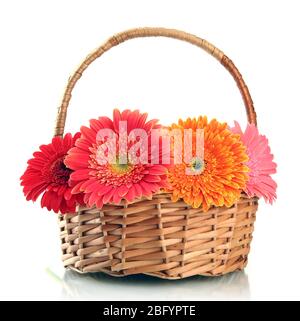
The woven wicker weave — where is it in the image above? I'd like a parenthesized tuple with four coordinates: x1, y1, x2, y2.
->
(60, 193, 257, 278)
(57, 27, 259, 279)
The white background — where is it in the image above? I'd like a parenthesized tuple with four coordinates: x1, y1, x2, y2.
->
(0, 0, 299, 300)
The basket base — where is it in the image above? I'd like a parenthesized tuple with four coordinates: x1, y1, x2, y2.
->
(66, 256, 248, 280)
(59, 193, 257, 280)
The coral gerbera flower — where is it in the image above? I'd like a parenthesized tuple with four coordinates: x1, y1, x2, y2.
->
(65, 109, 169, 208)
(230, 121, 277, 203)
(167, 116, 249, 211)
(20, 133, 84, 213)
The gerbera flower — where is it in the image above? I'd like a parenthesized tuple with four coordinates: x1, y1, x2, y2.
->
(20, 133, 84, 213)
(230, 121, 277, 203)
(65, 109, 169, 208)
(167, 116, 249, 211)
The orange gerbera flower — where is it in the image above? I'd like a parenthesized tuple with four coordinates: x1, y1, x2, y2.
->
(167, 116, 249, 211)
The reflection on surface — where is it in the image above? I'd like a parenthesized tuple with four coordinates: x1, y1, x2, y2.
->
(58, 270, 250, 300)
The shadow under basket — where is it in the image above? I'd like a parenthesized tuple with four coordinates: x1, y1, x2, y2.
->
(59, 193, 258, 280)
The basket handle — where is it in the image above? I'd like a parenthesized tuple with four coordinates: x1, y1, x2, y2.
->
(54, 27, 257, 136)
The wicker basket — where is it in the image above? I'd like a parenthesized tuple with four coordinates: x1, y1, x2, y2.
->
(57, 27, 259, 279)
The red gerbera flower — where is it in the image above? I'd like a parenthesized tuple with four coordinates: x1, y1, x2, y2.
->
(65, 109, 169, 208)
(20, 133, 84, 213)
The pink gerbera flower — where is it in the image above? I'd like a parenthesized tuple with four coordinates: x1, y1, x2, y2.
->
(65, 109, 169, 208)
(231, 121, 277, 203)
(20, 133, 84, 213)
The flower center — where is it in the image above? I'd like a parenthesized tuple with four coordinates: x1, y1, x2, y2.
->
(189, 157, 205, 174)
(110, 158, 133, 174)
(47, 156, 71, 184)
